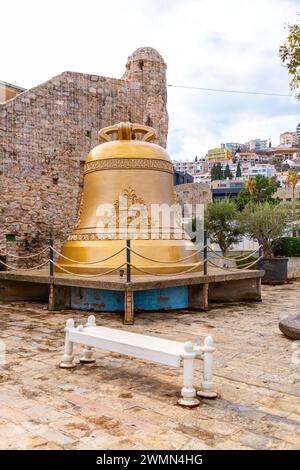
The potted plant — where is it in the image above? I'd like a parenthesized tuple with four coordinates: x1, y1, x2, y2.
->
(240, 202, 289, 284)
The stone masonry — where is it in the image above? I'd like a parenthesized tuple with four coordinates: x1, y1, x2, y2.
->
(175, 183, 212, 217)
(0, 47, 168, 262)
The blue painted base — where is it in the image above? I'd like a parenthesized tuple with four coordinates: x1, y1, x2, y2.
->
(70, 286, 188, 312)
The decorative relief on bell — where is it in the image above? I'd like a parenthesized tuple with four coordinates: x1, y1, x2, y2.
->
(84, 158, 173, 175)
(74, 193, 84, 229)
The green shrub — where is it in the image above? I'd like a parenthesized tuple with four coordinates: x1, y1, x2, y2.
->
(272, 237, 300, 257)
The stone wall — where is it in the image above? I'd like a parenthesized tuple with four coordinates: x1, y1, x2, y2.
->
(287, 257, 300, 279)
(0, 47, 168, 263)
(174, 183, 212, 217)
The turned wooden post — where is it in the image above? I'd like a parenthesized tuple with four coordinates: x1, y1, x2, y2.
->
(49, 239, 54, 277)
(203, 230, 208, 275)
(124, 288, 134, 325)
(202, 283, 209, 310)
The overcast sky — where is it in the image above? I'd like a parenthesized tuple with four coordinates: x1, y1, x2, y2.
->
(1, 0, 299, 159)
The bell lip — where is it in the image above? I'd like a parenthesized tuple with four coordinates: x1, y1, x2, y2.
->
(87, 140, 170, 163)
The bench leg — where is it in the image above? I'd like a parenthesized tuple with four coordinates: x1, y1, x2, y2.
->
(197, 336, 217, 398)
(59, 319, 76, 369)
(178, 341, 200, 408)
(80, 345, 95, 364)
(79, 315, 96, 363)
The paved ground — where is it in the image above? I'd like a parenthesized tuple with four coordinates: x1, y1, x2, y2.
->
(0, 282, 300, 450)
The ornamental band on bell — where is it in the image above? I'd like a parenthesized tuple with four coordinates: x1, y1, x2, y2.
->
(83, 158, 174, 175)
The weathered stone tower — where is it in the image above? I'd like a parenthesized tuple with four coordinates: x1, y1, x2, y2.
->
(123, 47, 168, 147)
(0, 47, 168, 259)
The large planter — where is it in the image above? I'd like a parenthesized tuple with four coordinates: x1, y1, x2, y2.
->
(257, 257, 288, 284)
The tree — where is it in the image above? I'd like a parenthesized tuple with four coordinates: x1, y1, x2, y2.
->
(224, 163, 233, 179)
(240, 202, 289, 258)
(286, 169, 300, 235)
(275, 163, 290, 172)
(286, 169, 300, 202)
(205, 198, 243, 255)
(215, 162, 223, 180)
(236, 161, 242, 178)
(210, 164, 217, 181)
(236, 175, 279, 210)
(245, 178, 256, 195)
(279, 19, 300, 98)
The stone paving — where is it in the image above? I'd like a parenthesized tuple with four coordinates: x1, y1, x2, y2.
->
(0, 282, 300, 450)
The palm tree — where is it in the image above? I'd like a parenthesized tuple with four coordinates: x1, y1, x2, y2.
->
(286, 170, 300, 236)
(246, 178, 256, 194)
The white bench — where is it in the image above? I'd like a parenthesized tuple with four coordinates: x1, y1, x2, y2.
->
(59, 315, 217, 407)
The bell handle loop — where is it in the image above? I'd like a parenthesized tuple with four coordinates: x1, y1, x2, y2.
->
(99, 122, 156, 142)
(132, 124, 156, 142)
(99, 124, 119, 142)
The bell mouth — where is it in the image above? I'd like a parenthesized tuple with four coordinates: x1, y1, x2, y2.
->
(55, 239, 202, 276)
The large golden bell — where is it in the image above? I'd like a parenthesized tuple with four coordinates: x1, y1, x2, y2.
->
(56, 122, 201, 275)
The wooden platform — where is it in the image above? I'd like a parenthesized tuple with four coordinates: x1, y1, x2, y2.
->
(0, 268, 264, 324)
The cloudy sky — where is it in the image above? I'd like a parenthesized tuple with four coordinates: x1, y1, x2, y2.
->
(1, 0, 299, 159)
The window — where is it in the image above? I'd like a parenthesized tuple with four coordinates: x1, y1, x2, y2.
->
(6, 234, 16, 242)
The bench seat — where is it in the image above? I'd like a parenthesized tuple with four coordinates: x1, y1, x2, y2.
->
(60, 315, 217, 407)
(69, 325, 202, 367)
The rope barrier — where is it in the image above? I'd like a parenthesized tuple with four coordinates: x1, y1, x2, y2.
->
(51, 260, 127, 278)
(207, 256, 262, 271)
(128, 245, 208, 264)
(207, 259, 239, 271)
(51, 246, 126, 264)
(233, 255, 263, 269)
(0, 258, 49, 271)
(0, 246, 49, 259)
(207, 245, 262, 261)
(128, 260, 204, 277)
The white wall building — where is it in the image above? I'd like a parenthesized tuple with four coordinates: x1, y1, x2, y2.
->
(172, 159, 208, 175)
(278, 132, 299, 148)
(245, 139, 268, 151)
(244, 164, 275, 179)
(193, 173, 211, 184)
(296, 122, 300, 140)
